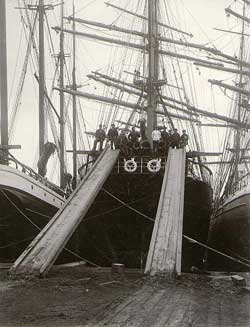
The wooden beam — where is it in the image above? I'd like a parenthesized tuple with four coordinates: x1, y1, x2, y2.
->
(0, 145, 21, 150)
(54, 87, 200, 123)
(0, 0, 8, 148)
(104, 2, 193, 37)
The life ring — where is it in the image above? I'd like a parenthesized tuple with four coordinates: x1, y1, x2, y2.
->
(124, 158, 137, 173)
(147, 159, 161, 173)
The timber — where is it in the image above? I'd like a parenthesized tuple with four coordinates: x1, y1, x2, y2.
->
(59, 3, 65, 188)
(67, 16, 243, 66)
(0, 0, 8, 149)
(53, 27, 250, 68)
(104, 1, 193, 37)
(225, 8, 250, 24)
(197, 123, 237, 128)
(87, 74, 198, 117)
(10, 148, 120, 277)
(194, 62, 250, 76)
(72, 4, 77, 188)
(89, 72, 250, 127)
(53, 87, 201, 123)
(187, 151, 223, 157)
(208, 79, 250, 97)
(145, 149, 186, 276)
(55, 86, 250, 128)
(147, 0, 159, 141)
(38, 0, 45, 161)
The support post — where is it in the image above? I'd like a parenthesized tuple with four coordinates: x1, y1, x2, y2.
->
(59, 2, 65, 188)
(38, 0, 45, 168)
(0, 0, 8, 151)
(147, 0, 159, 143)
(72, 2, 77, 189)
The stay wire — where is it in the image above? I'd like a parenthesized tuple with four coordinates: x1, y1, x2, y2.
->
(1, 189, 100, 268)
(103, 187, 250, 269)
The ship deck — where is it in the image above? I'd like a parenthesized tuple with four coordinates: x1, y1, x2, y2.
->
(1, 265, 250, 327)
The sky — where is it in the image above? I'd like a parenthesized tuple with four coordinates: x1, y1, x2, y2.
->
(3, 0, 241, 182)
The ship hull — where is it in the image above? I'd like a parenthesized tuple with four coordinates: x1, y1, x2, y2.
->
(0, 161, 212, 271)
(208, 191, 250, 271)
(75, 166, 212, 271)
(0, 164, 65, 261)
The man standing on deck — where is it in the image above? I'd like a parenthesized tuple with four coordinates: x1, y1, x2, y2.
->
(171, 128, 181, 148)
(107, 123, 118, 149)
(93, 124, 106, 151)
(138, 117, 146, 140)
(128, 126, 140, 144)
(161, 127, 170, 155)
(152, 126, 161, 154)
(180, 130, 189, 148)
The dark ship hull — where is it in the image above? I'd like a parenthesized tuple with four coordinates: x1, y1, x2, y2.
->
(0, 164, 65, 262)
(208, 190, 250, 271)
(1, 156, 212, 271)
(75, 155, 213, 271)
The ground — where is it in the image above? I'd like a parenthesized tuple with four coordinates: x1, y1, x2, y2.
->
(0, 264, 250, 327)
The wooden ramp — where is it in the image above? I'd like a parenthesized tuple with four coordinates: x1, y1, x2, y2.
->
(10, 147, 119, 277)
(145, 148, 186, 277)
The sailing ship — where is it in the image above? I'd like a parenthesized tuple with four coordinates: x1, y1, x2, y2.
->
(207, 2, 250, 271)
(1, 0, 234, 271)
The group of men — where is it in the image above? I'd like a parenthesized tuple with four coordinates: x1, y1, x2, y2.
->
(152, 127, 188, 154)
(92, 123, 118, 151)
(92, 123, 188, 156)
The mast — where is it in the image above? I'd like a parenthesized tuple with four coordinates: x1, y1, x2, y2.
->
(72, 1, 77, 189)
(59, 2, 65, 187)
(235, 3, 246, 184)
(38, 0, 45, 169)
(147, 0, 159, 142)
(0, 0, 8, 151)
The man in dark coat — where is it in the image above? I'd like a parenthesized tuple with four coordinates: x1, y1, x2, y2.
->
(128, 126, 140, 144)
(161, 127, 170, 154)
(93, 124, 106, 151)
(171, 128, 181, 148)
(107, 123, 118, 149)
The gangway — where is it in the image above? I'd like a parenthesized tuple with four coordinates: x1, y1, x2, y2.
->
(145, 148, 186, 277)
(10, 147, 120, 277)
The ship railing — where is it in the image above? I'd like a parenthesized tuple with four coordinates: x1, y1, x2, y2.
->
(0, 153, 66, 198)
(231, 171, 250, 195)
(114, 156, 167, 174)
(187, 159, 213, 185)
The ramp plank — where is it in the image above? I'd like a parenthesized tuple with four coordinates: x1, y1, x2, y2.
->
(145, 148, 186, 276)
(10, 147, 119, 277)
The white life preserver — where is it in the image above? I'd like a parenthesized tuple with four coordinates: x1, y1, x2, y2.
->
(147, 159, 161, 173)
(124, 158, 137, 173)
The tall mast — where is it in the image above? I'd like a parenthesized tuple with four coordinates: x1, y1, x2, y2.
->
(59, 2, 65, 187)
(38, 0, 45, 168)
(147, 0, 159, 141)
(0, 0, 8, 150)
(72, 1, 77, 189)
(234, 3, 246, 185)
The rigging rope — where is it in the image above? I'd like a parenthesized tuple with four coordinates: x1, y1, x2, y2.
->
(103, 188, 250, 269)
(0, 189, 100, 267)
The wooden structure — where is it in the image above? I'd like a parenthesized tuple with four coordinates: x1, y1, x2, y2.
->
(145, 148, 186, 276)
(10, 147, 119, 277)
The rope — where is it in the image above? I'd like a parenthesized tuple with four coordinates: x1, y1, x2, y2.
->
(103, 188, 250, 269)
(0, 237, 34, 249)
(183, 235, 250, 270)
(102, 188, 155, 222)
(1, 190, 101, 268)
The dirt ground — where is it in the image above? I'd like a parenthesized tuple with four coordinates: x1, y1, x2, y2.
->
(1, 265, 250, 327)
